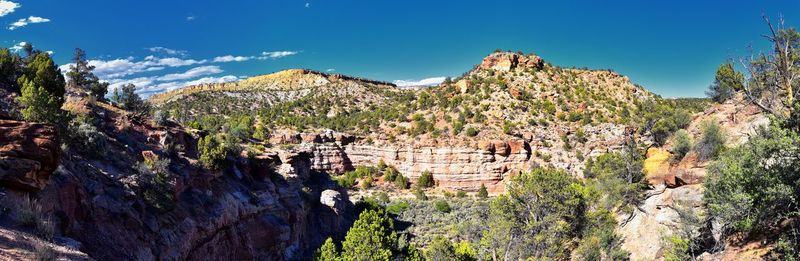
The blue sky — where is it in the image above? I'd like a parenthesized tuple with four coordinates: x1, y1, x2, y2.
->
(0, 0, 798, 97)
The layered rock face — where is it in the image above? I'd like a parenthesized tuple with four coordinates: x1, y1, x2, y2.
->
(0, 116, 60, 191)
(297, 125, 632, 193)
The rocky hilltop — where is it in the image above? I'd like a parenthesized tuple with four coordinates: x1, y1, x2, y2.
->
(152, 52, 667, 192)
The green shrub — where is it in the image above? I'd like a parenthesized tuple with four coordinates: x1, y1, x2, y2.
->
(376, 192, 390, 203)
(455, 191, 467, 198)
(414, 187, 428, 201)
(434, 200, 451, 213)
(705, 123, 800, 239)
(394, 175, 409, 189)
(465, 127, 479, 137)
(694, 120, 726, 161)
(386, 201, 410, 214)
(417, 170, 434, 188)
(383, 167, 398, 182)
(671, 129, 692, 162)
(360, 175, 374, 189)
(197, 134, 229, 169)
(67, 118, 108, 159)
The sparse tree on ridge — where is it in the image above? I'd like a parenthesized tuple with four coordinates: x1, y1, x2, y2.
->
(67, 48, 109, 100)
(706, 62, 744, 103)
(112, 83, 150, 117)
(735, 16, 800, 115)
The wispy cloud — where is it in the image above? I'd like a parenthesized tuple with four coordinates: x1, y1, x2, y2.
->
(213, 55, 253, 63)
(0, 0, 19, 17)
(260, 51, 299, 59)
(393, 77, 447, 87)
(186, 16, 195, 21)
(148, 46, 187, 57)
(212, 51, 299, 62)
(8, 16, 50, 30)
(184, 75, 239, 86)
(305, 3, 310, 8)
(326, 68, 336, 72)
(156, 65, 222, 81)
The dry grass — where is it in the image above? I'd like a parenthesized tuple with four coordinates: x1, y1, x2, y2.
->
(2, 196, 54, 241)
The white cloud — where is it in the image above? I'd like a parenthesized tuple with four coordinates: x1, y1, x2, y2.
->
(148, 47, 187, 56)
(69, 49, 299, 97)
(186, 16, 195, 21)
(156, 65, 223, 81)
(184, 75, 239, 86)
(9, 41, 26, 52)
(59, 56, 208, 79)
(326, 68, 336, 72)
(305, 3, 310, 8)
(152, 57, 207, 67)
(393, 77, 447, 87)
(0, 1, 19, 17)
(260, 51, 299, 59)
(213, 55, 253, 62)
(8, 16, 50, 30)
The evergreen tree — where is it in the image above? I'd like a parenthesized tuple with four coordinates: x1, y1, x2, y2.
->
(20, 52, 65, 104)
(316, 238, 338, 261)
(340, 209, 397, 260)
(706, 62, 744, 103)
(112, 83, 150, 117)
(0, 48, 21, 88)
(67, 48, 108, 99)
(17, 77, 62, 123)
(477, 184, 489, 199)
(15, 52, 65, 124)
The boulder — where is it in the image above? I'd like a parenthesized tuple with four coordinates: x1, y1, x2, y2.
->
(320, 190, 343, 213)
(0, 118, 60, 191)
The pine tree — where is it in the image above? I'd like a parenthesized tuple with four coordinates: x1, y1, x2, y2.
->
(67, 48, 108, 99)
(316, 238, 338, 261)
(17, 77, 62, 123)
(340, 209, 397, 260)
(16, 52, 65, 124)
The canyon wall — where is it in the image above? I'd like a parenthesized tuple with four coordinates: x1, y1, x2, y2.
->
(301, 124, 633, 193)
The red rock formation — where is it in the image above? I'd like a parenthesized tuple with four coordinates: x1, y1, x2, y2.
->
(0, 117, 60, 191)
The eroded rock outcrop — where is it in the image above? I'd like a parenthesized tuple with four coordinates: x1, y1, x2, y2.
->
(480, 52, 544, 72)
(0, 116, 60, 191)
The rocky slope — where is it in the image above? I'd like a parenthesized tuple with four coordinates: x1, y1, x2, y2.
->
(620, 95, 769, 260)
(0, 98, 353, 260)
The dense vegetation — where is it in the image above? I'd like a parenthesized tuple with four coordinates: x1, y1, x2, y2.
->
(699, 19, 800, 260)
